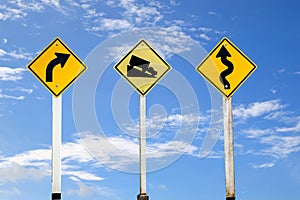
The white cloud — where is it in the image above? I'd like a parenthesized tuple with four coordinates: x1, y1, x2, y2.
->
(145, 26, 196, 56)
(0, 49, 6, 57)
(0, 139, 103, 185)
(0, 93, 25, 100)
(198, 27, 213, 32)
(99, 18, 133, 31)
(61, 141, 95, 163)
(149, 183, 167, 190)
(251, 162, 275, 169)
(66, 182, 114, 197)
(198, 33, 211, 41)
(234, 99, 300, 164)
(1, 148, 51, 168)
(0, 48, 33, 60)
(208, 11, 216, 15)
(66, 182, 94, 197)
(241, 127, 300, 159)
(0, 0, 71, 22)
(41, 0, 60, 8)
(108, 44, 134, 59)
(119, 111, 204, 140)
(260, 135, 300, 158)
(214, 29, 227, 35)
(169, 0, 180, 6)
(63, 171, 104, 181)
(77, 130, 202, 172)
(233, 99, 286, 120)
(0, 5, 27, 21)
(271, 89, 277, 94)
(107, 26, 197, 59)
(104, 0, 115, 7)
(264, 110, 296, 124)
(5, 87, 33, 94)
(277, 121, 300, 133)
(166, 19, 185, 27)
(166, 113, 203, 126)
(77, 133, 139, 171)
(157, 184, 167, 190)
(148, 140, 198, 157)
(0, 187, 21, 196)
(2, 38, 7, 44)
(243, 128, 274, 139)
(0, 67, 32, 100)
(133, 4, 162, 24)
(0, 148, 51, 184)
(74, 2, 105, 19)
(0, 130, 199, 184)
(0, 67, 26, 81)
(0, 163, 48, 184)
(13, 0, 45, 12)
(240, 110, 300, 160)
(83, 8, 104, 19)
(85, 0, 164, 32)
(0, 1, 44, 21)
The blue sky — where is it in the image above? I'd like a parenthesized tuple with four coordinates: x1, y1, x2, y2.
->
(1, 0, 300, 199)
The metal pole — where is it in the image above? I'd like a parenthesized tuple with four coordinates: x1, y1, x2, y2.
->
(52, 96, 62, 200)
(223, 97, 235, 200)
(137, 95, 149, 200)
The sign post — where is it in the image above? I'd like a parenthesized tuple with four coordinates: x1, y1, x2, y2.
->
(27, 37, 87, 200)
(114, 39, 172, 200)
(223, 97, 235, 199)
(196, 37, 257, 199)
(52, 96, 62, 200)
(138, 95, 148, 200)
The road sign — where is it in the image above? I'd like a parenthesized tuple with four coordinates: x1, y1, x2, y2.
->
(28, 37, 87, 97)
(196, 37, 257, 98)
(114, 39, 172, 96)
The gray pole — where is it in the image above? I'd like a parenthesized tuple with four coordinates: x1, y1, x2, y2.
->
(223, 97, 235, 200)
(137, 95, 149, 200)
(52, 96, 62, 200)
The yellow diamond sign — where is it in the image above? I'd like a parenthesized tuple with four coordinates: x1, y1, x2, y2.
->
(27, 37, 87, 97)
(196, 37, 257, 98)
(114, 39, 172, 96)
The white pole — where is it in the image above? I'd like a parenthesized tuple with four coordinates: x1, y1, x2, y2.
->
(223, 97, 235, 200)
(138, 95, 149, 200)
(52, 96, 62, 200)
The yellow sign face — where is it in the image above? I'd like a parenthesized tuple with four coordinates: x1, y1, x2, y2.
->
(27, 37, 87, 97)
(196, 37, 257, 98)
(114, 39, 172, 96)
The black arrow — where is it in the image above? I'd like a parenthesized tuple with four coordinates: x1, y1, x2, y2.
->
(216, 45, 234, 90)
(46, 52, 70, 82)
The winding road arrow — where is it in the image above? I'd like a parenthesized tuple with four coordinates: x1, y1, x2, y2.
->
(46, 52, 70, 82)
(216, 45, 234, 90)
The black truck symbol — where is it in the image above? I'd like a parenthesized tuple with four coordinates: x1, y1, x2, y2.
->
(127, 55, 157, 78)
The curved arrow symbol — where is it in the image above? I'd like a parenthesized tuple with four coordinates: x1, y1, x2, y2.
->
(216, 45, 234, 90)
(46, 52, 70, 82)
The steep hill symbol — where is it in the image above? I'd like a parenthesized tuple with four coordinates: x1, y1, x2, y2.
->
(127, 55, 157, 78)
